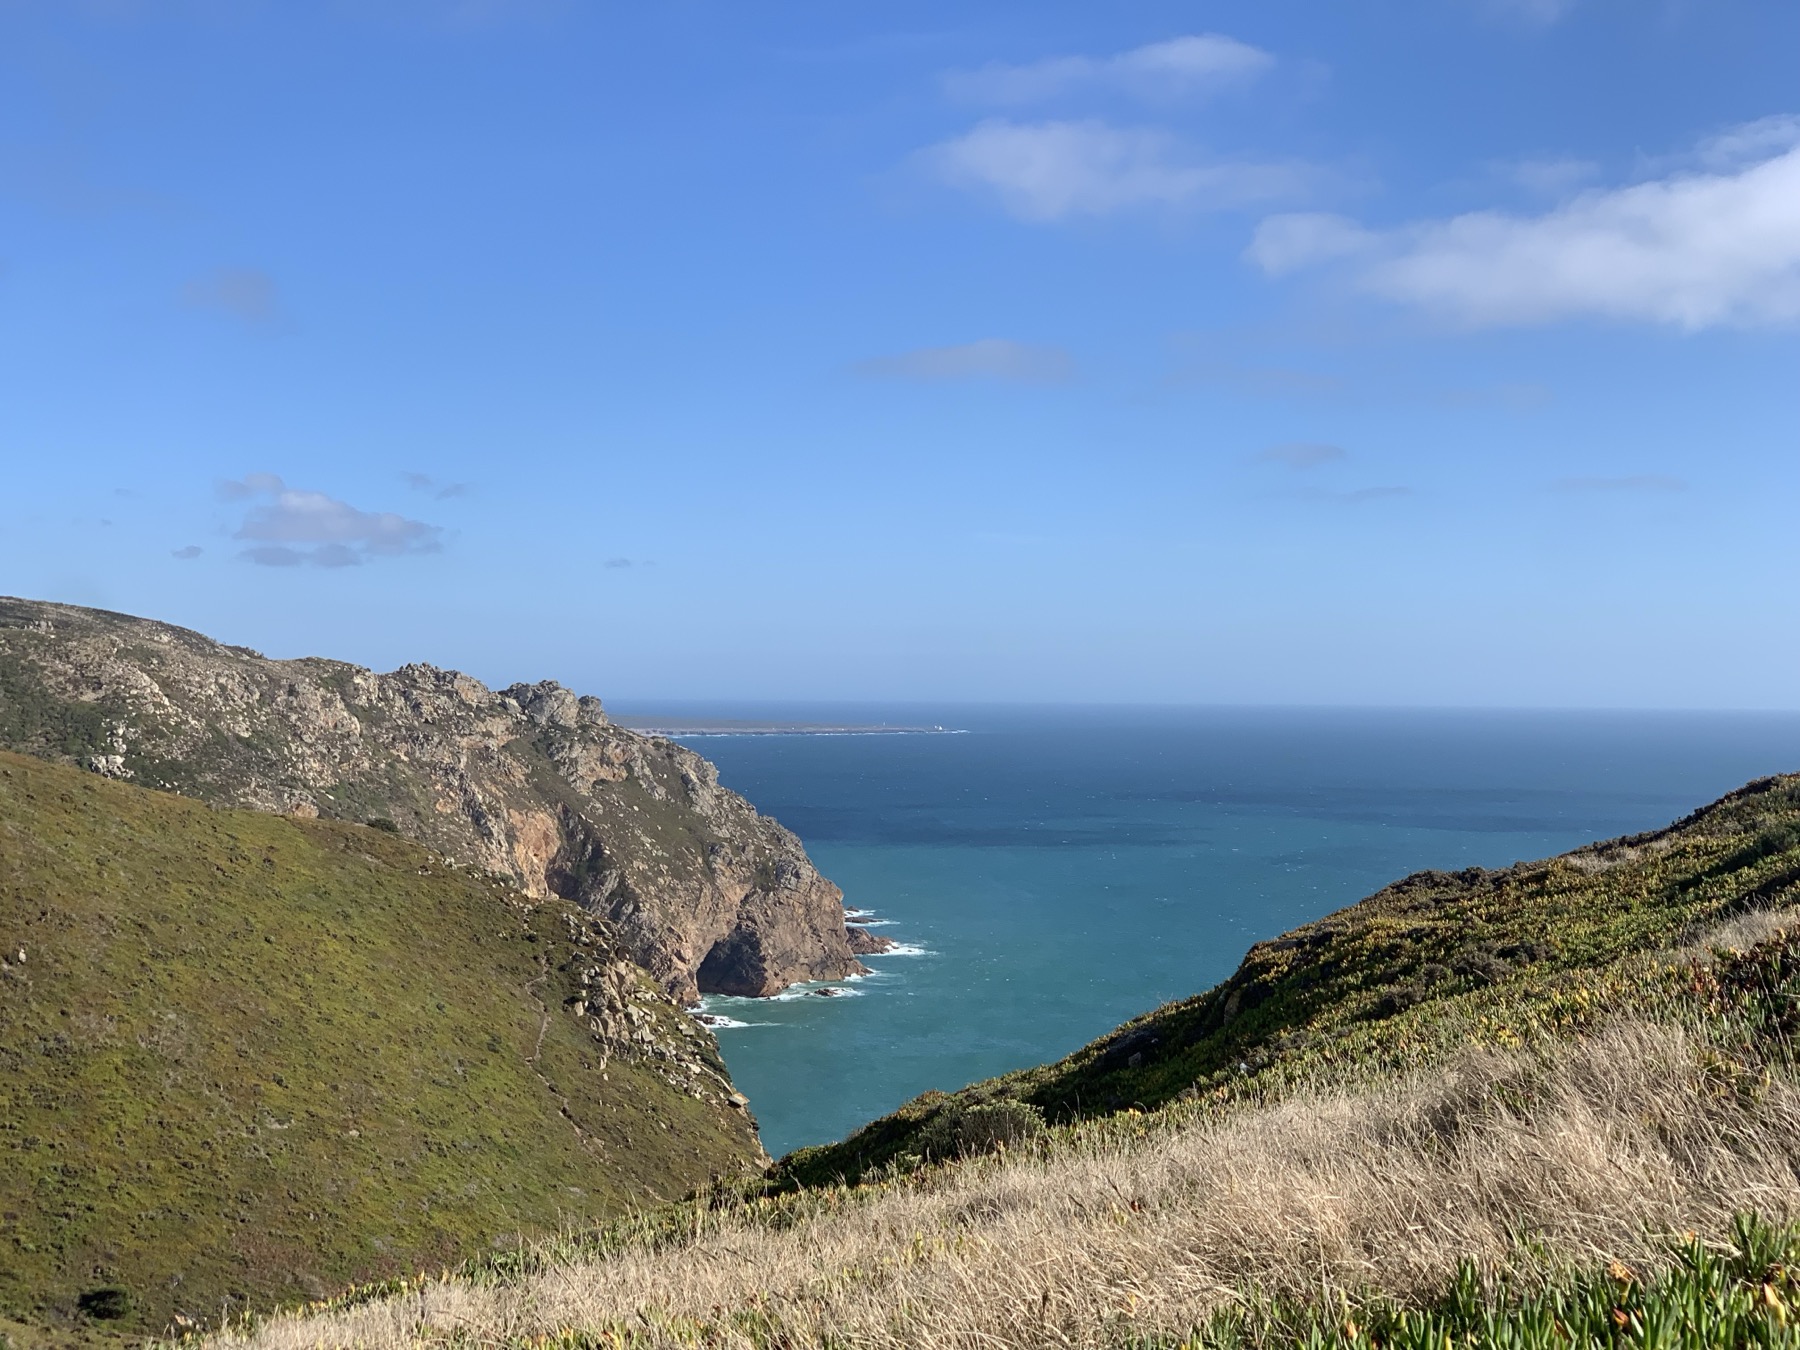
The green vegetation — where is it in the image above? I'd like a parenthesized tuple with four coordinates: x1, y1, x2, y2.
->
(1151, 1214, 1800, 1349)
(199, 924, 1800, 1349)
(914, 1097, 1045, 1161)
(0, 649, 123, 763)
(308, 1215, 1800, 1349)
(1157, 1213, 1800, 1349)
(781, 774, 1800, 1186)
(0, 750, 759, 1342)
(145, 772, 1800, 1350)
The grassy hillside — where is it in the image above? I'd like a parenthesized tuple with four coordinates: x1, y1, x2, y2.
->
(197, 923, 1800, 1349)
(0, 750, 761, 1342)
(182, 772, 1800, 1350)
(780, 772, 1800, 1186)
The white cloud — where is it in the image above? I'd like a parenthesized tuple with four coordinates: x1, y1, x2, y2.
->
(945, 34, 1273, 105)
(928, 119, 1307, 221)
(1691, 114, 1800, 171)
(856, 338, 1075, 384)
(1248, 119, 1800, 328)
(222, 474, 443, 567)
(1245, 212, 1374, 272)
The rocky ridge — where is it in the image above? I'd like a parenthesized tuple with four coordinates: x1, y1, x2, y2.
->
(0, 596, 866, 1002)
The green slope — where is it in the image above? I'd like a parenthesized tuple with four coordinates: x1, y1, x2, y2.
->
(0, 750, 761, 1340)
(780, 772, 1800, 1187)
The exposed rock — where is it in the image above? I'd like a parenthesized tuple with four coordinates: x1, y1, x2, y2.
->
(845, 924, 896, 955)
(0, 596, 868, 1003)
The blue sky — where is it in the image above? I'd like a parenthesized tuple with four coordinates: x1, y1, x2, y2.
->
(2, 0, 1796, 707)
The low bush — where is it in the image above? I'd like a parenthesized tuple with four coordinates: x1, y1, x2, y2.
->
(77, 1287, 133, 1321)
(915, 1099, 1045, 1161)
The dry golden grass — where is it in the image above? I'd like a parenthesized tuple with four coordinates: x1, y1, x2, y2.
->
(211, 1010, 1800, 1350)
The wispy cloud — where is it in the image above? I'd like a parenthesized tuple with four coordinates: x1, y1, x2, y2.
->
(402, 470, 469, 500)
(944, 34, 1273, 105)
(1248, 117, 1800, 329)
(220, 474, 443, 568)
(183, 268, 280, 325)
(171, 545, 203, 560)
(856, 338, 1076, 384)
(1689, 114, 1800, 172)
(219, 472, 285, 501)
(1550, 474, 1687, 494)
(927, 119, 1309, 222)
(1258, 442, 1347, 469)
(1494, 155, 1599, 196)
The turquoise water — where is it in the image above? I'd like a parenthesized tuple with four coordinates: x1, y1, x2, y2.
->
(613, 705, 1800, 1158)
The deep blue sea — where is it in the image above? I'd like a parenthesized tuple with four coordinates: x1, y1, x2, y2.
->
(609, 705, 1800, 1158)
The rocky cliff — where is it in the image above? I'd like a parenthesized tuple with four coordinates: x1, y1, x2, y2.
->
(0, 596, 865, 1003)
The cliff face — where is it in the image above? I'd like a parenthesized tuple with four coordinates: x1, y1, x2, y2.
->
(0, 596, 864, 1003)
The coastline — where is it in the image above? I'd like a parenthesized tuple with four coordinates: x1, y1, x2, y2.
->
(612, 718, 960, 738)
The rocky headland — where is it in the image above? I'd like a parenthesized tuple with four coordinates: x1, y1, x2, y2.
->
(0, 596, 867, 1003)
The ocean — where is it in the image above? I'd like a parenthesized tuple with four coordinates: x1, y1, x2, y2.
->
(610, 705, 1800, 1159)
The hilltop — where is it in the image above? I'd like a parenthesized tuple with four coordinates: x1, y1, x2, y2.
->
(0, 597, 863, 1003)
(207, 772, 1800, 1349)
(0, 749, 762, 1342)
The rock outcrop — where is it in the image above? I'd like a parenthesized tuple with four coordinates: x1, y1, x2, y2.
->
(845, 924, 897, 955)
(0, 596, 866, 1002)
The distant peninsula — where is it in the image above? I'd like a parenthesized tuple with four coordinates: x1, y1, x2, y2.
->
(613, 717, 959, 737)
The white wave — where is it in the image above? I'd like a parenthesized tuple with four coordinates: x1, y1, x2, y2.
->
(769, 983, 865, 1000)
(868, 942, 934, 957)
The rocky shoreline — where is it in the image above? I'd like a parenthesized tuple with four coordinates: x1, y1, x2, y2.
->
(845, 923, 898, 955)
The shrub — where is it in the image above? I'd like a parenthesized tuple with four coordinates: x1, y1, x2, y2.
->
(366, 817, 400, 833)
(77, 1286, 132, 1320)
(915, 1099, 1045, 1161)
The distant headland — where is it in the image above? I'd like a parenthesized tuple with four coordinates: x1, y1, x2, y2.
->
(611, 717, 961, 738)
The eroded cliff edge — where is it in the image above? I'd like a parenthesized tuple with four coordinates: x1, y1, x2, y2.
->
(0, 596, 865, 1003)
